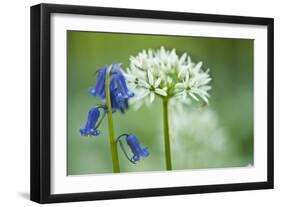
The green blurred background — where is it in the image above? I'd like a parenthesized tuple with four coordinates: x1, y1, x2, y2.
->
(67, 31, 253, 175)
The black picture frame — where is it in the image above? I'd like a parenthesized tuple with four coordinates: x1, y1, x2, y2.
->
(30, 3, 274, 204)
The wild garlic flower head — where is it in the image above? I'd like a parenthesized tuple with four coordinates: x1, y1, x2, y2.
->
(125, 47, 211, 108)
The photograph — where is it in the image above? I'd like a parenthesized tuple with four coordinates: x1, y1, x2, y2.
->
(67, 31, 254, 175)
(0, 0, 277, 205)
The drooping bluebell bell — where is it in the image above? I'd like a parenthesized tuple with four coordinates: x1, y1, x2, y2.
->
(126, 134, 149, 162)
(110, 83, 129, 113)
(90, 65, 107, 100)
(110, 64, 134, 99)
(109, 64, 134, 113)
(89, 64, 134, 113)
(80, 107, 101, 136)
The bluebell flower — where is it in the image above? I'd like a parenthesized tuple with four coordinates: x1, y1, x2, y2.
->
(110, 83, 129, 113)
(110, 64, 134, 113)
(110, 64, 134, 99)
(90, 64, 134, 113)
(80, 107, 101, 136)
(90, 65, 107, 100)
(126, 134, 149, 162)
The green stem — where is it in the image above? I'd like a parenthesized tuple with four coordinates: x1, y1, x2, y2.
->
(105, 66, 120, 173)
(162, 98, 172, 170)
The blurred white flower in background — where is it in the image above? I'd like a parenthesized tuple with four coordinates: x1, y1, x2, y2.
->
(125, 46, 212, 109)
(171, 107, 229, 169)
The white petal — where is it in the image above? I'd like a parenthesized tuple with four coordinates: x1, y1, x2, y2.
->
(185, 71, 189, 82)
(177, 68, 186, 79)
(155, 88, 167, 96)
(148, 49, 153, 58)
(200, 95, 209, 103)
(190, 87, 202, 94)
(189, 78, 196, 87)
(132, 89, 150, 101)
(200, 86, 212, 91)
(187, 56, 192, 65)
(194, 61, 203, 73)
(200, 78, 212, 85)
(179, 53, 187, 64)
(154, 78, 161, 87)
(150, 92, 155, 103)
(174, 91, 183, 97)
(147, 70, 154, 85)
(138, 79, 150, 89)
(189, 92, 199, 101)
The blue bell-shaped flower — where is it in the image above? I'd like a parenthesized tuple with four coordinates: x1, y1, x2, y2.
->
(110, 64, 134, 99)
(89, 64, 134, 113)
(126, 134, 149, 162)
(80, 107, 101, 136)
(90, 65, 107, 100)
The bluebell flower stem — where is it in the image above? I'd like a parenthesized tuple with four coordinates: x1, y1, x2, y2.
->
(105, 66, 120, 173)
(163, 98, 172, 171)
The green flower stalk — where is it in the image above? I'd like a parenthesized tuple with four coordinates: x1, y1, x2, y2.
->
(105, 66, 120, 173)
(163, 98, 172, 170)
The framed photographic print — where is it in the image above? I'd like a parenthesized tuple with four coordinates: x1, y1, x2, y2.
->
(30, 3, 274, 203)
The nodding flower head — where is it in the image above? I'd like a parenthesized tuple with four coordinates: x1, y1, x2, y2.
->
(90, 64, 134, 113)
(126, 134, 149, 162)
(80, 107, 103, 136)
(90, 65, 107, 100)
(110, 64, 134, 99)
(110, 86, 129, 113)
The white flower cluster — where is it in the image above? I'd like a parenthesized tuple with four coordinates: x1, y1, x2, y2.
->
(125, 47, 211, 108)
